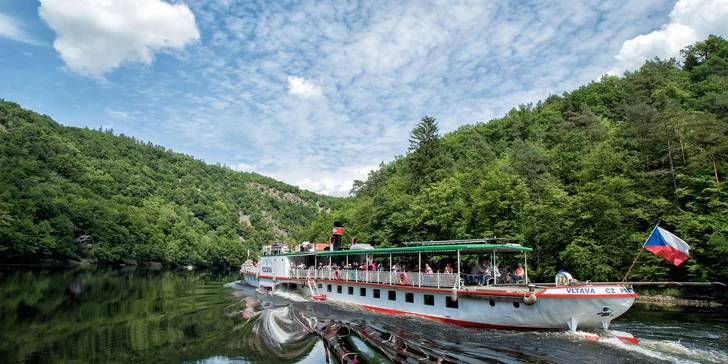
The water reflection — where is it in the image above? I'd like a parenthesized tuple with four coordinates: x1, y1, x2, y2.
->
(0, 265, 302, 363)
(315, 320, 465, 363)
(1, 266, 726, 364)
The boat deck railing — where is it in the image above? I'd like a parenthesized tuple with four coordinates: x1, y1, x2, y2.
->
(240, 266, 257, 274)
(287, 268, 460, 289)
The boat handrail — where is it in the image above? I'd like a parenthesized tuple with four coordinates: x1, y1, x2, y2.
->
(286, 268, 461, 288)
(403, 238, 515, 246)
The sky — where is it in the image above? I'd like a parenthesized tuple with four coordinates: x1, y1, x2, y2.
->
(1, 0, 727, 197)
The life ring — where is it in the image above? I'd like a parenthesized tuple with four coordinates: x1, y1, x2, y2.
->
(523, 293, 537, 305)
(398, 272, 408, 285)
(334, 270, 341, 280)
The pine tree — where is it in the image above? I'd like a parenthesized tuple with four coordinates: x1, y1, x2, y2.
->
(407, 115, 442, 192)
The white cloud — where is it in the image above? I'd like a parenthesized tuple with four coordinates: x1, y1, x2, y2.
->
(140, 0, 679, 195)
(21, 0, 689, 197)
(230, 163, 254, 172)
(609, 0, 728, 75)
(105, 108, 128, 119)
(0, 12, 40, 45)
(287, 76, 323, 98)
(283, 165, 378, 197)
(38, 0, 200, 78)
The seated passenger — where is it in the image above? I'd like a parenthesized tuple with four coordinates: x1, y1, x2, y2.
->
(470, 260, 488, 285)
(444, 262, 453, 274)
(498, 264, 510, 283)
(425, 264, 433, 274)
(512, 263, 525, 281)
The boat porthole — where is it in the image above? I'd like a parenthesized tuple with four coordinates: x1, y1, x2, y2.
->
(489, 300, 495, 307)
(513, 302, 520, 308)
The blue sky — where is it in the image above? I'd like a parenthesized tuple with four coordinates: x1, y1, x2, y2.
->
(1, 0, 727, 196)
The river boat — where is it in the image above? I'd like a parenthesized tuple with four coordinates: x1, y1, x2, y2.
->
(239, 239, 639, 339)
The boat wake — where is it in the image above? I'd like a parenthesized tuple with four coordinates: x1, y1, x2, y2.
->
(598, 337, 728, 363)
(222, 280, 246, 289)
(272, 287, 310, 302)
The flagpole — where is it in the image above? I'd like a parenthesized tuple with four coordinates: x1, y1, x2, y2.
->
(623, 225, 659, 282)
(622, 248, 644, 283)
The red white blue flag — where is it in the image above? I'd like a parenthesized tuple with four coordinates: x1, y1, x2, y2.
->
(643, 226, 690, 266)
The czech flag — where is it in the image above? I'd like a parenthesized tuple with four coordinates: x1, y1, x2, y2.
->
(643, 226, 690, 266)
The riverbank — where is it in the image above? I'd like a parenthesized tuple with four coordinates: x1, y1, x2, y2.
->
(635, 294, 724, 308)
(0, 258, 240, 270)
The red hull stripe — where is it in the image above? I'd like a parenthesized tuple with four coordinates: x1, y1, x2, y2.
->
(538, 294, 637, 298)
(617, 336, 640, 344)
(359, 304, 549, 329)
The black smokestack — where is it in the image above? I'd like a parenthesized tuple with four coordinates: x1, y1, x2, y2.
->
(333, 221, 343, 250)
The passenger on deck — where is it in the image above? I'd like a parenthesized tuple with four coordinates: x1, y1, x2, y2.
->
(512, 263, 525, 282)
(425, 264, 433, 274)
(318, 262, 324, 270)
(469, 260, 487, 285)
(498, 264, 510, 283)
(392, 262, 401, 272)
(482, 261, 494, 285)
(444, 262, 453, 274)
(377, 263, 384, 271)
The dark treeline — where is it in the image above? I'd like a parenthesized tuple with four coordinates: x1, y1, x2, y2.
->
(0, 102, 337, 267)
(301, 36, 728, 284)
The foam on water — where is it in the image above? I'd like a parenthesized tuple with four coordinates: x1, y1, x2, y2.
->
(271, 287, 309, 302)
(599, 336, 728, 364)
(223, 280, 246, 289)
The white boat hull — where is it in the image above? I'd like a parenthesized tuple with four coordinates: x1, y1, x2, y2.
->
(241, 273, 636, 330)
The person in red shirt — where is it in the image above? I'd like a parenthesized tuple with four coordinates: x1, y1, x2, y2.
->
(512, 263, 525, 281)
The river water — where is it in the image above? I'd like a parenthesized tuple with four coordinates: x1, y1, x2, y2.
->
(0, 265, 725, 364)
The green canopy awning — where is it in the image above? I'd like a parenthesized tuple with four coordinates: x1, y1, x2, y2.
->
(315, 243, 532, 257)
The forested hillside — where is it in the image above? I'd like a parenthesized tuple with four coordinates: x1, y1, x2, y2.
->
(302, 36, 728, 283)
(0, 102, 337, 267)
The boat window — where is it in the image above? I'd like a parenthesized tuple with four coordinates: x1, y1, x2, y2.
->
(405, 292, 414, 303)
(445, 297, 459, 309)
(373, 289, 380, 299)
(337, 285, 342, 294)
(327, 284, 332, 292)
(348, 286, 354, 295)
(318, 283, 322, 289)
(388, 291, 396, 301)
(424, 294, 434, 306)
(360, 287, 366, 297)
